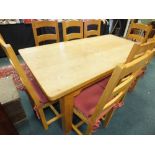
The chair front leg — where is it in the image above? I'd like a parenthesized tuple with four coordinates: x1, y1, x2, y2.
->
(85, 124, 93, 135)
(38, 108, 48, 130)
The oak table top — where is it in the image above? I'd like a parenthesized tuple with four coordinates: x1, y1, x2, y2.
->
(19, 34, 134, 101)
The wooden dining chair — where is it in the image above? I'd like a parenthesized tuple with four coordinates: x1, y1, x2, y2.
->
(125, 39, 155, 91)
(0, 40, 62, 130)
(72, 51, 151, 135)
(126, 22, 152, 43)
(126, 38, 155, 63)
(147, 34, 155, 42)
(62, 20, 83, 41)
(0, 33, 5, 44)
(32, 20, 60, 46)
(84, 19, 101, 38)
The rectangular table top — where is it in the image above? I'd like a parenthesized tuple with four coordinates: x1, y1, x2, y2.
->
(19, 34, 134, 100)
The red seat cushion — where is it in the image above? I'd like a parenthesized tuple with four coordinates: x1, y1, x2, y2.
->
(29, 78, 49, 104)
(97, 76, 110, 89)
(74, 77, 110, 118)
(74, 76, 125, 132)
(23, 64, 49, 104)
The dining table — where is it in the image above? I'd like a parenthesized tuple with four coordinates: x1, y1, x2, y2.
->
(19, 34, 135, 134)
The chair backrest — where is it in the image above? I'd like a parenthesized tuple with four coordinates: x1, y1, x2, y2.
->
(84, 19, 101, 38)
(126, 22, 152, 43)
(91, 50, 151, 122)
(126, 38, 155, 63)
(0, 40, 41, 106)
(0, 33, 5, 44)
(62, 20, 83, 41)
(147, 34, 155, 42)
(32, 20, 59, 46)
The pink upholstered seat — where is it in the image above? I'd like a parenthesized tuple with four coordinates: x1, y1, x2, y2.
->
(74, 76, 124, 131)
(96, 76, 110, 89)
(20, 64, 49, 104)
(29, 78, 49, 104)
(23, 64, 49, 104)
(74, 76, 123, 117)
(74, 77, 110, 118)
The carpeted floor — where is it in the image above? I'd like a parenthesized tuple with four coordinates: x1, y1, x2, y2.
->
(1, 56, 155, 135)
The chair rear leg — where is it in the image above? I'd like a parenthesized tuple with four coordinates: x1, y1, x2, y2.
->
(128, 80, 137, 91)
(104, 109, 115, 128)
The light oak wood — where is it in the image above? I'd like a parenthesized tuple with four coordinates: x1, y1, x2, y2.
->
(126, 39, 155, 63)
(84, 19, 101, 38)
(126, 22, 152, 43)
(60, 91, 79, 134)
(72, 124, 83, 135)
(75, 120, 84, 128)
(73, 51, 151, 134)
(147, 34, 155, 42)
(62, 20, 83, 41)
(19, 35, 135, 101)
(0, 33, 5, 44)
(103, 108, 115, 128)
(0, 40, 62, 130)
(125, 38, 155, 91)
(32, 20, 59, 46)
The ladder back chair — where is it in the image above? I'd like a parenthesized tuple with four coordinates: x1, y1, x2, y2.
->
(126, 38, 155, 63)
(84, 19, 101, 38)
(126, 22, 152, 43)
(0, 33, 5, 44)
(125, 39, 155, 91)
(147, 34, 155, 43)
(62, 20, 83, 41)
(32, 20, 60, 46)
(72, 51, 151, 135)
(0, 40, 62, 130)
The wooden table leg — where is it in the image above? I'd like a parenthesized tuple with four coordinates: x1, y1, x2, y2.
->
(60, 93, 74, 134)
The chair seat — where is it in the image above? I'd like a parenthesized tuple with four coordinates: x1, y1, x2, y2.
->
(29, 78, 49, 104)
(96, 76, 110, 89)
(74, 77, 110, 118)
(23, 64, 49, 104)
(74, 76, 124, 132)
(74, 76, 123, 118)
